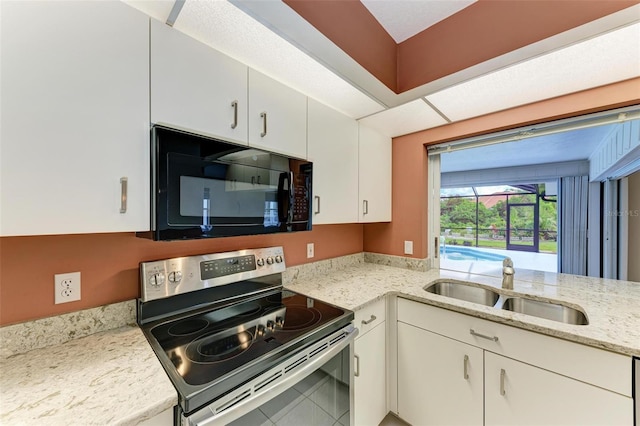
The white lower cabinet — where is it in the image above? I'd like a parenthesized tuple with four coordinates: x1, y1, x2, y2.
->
(485, 352, 632, 426)
(354, 300, 387, 426)
(396, 298, 634, 426)
(397, 322, 483, 425)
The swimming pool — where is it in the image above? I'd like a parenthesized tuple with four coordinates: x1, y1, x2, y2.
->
(440, 246, 507, 262)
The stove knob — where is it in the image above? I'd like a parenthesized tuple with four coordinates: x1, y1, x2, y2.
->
(168, 271, 182, 283)
(275, 255, 283, 263)
(149, 273, 165, 287)
(256, 324, 266, 337)
(266, 257, 274, 265)
(266, 320, 275, 331)
(256, 258, 265, 267)
(275, 316, 284, 327)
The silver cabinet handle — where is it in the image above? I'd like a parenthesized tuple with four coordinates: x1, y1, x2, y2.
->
(354, 354, 360, 377)
(463, 355, 469, 380)
(260, 112, 267, 137)
(120, 177, 128, 213)
(314, 196, 320, 214)
(470, 329, 499, 342)
(500, 369, 506, 396)
(257, 175, 261, 185)
(231, 100, 238, 129)
(251, 176, 255, 185)
(363, 199, 369, 215)
(361, 315, 376, 325)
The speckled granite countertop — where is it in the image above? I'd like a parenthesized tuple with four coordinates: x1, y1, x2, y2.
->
(0, 325, 176, 425)
(285, 262, 640, 357)
(2, 256, 639, 426)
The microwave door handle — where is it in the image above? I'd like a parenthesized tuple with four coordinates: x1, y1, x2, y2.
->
(287, 171, 294, 222)
(277, 172, 290, 224)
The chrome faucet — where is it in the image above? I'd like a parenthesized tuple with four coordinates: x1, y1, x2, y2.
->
(502, 257, 515, 290)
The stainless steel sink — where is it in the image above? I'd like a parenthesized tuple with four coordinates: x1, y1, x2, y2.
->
(502, 297, 589, 325)
(425, 281, 500, 306)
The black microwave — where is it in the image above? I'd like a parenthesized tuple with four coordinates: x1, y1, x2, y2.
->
(139, 126, 312, 241)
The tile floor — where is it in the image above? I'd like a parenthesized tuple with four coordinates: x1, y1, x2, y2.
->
(229, 370, 350, 426)
(379, 413, 410, 426)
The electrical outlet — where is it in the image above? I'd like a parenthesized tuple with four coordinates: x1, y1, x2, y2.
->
(307, 243, 315, 259)
(404, 240, 414, 255)
(55, 272, 81, 304)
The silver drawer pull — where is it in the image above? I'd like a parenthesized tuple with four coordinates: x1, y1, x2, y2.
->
(363, 199, 369, 215)
(500, 368, 506, 396)
(361, 315, 377, 325)
(354, 354, 360, 377)
(470, 329, 499, 342)
(120, 177, 128, 213)
(314, 196, 320, 214)
(463, 355, 469, 380)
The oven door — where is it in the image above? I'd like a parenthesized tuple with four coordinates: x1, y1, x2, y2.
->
(182, 324, 358, 426)
(150, 126, 312, 241)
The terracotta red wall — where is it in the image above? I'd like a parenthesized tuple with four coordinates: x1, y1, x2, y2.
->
(0, 224, 363, 325)
(363, 78, 640, 258)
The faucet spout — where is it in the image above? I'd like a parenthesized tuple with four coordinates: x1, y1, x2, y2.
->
(502, 257, 515, 290)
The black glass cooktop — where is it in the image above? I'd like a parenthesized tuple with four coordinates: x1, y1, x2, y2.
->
(150, 290, 345, 386)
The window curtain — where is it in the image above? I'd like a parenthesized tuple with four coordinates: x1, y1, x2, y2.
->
(559, 176, 589, 275)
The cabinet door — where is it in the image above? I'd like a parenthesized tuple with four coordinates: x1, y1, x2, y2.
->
(0, 1, 149, 236)
(150, 20, 248, 145)
(397, 322, 483, 426)
(248, 69, 307, 159)
(354, 321, 387, 426)
(485, 352, 633, 426)
(358, 124, 391, 222)
(307, 99, 359, 224)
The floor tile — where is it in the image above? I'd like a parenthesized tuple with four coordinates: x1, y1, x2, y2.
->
(293, 370, 330, 397)
(308, 376, 349, 420)
(378, 413, 410, 426)
(274, 398, 335, 426)
(337, 410, 350, 426)
(227, 408, 274, 426)
(258, 387, 305, 423)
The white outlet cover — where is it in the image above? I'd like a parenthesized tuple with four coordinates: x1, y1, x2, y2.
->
(54, 272, 81, 304)
(404, 240, 414, 255)
(307, 243, 315, 259)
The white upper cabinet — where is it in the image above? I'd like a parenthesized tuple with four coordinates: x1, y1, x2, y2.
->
(248, 69, 307, 159)
(307, 99, 359, 224)
(358, 124, 392, 222)
(0, 1, 150, 236)
(150, 19, 248, 145)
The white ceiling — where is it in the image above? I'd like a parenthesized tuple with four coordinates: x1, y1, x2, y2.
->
(360, 0, 477, 43)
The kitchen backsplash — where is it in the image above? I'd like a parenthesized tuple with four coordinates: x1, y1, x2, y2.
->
(0, 224, 363, 326)
(1, 250, 425, 358)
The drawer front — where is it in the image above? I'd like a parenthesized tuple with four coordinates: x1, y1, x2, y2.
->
(397, 298, 631, 397)
(355, 298, 386, 337)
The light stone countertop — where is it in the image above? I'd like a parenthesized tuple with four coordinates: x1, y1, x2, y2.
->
(0, 325, 177, 426)
(2, 254, 639, 426)
(284, 262, 640, 357)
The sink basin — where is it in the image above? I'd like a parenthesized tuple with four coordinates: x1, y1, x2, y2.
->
(425, 281, 500, 306)
(502, 297, 589, 325)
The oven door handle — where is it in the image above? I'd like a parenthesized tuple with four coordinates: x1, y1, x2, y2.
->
(184, 324, 359, 426)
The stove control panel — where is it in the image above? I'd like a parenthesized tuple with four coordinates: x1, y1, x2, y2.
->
(140, 247, 286, 302)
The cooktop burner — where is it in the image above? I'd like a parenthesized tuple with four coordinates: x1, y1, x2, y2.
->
(149, 291, 345, 386)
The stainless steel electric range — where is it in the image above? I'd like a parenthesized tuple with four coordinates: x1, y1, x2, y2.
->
(138, 247, 357, 426)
